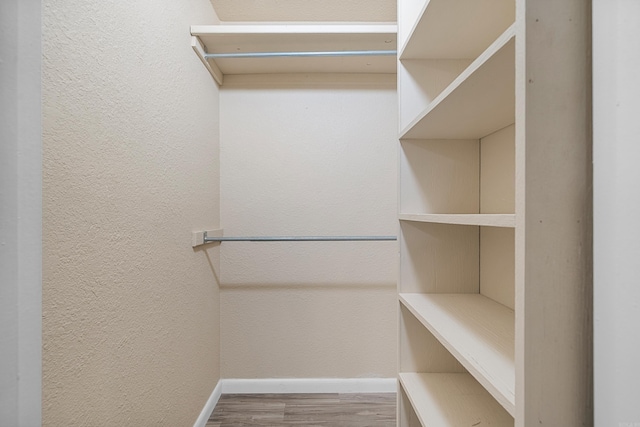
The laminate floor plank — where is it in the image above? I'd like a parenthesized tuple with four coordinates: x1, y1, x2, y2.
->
(208, 393, 396, 427)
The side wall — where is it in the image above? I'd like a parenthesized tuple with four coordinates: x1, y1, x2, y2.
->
(0, 0, 42, 425)
(42, 1, 221, 426)
(593, 0, 640, 424)
(219, 74, 398, 379)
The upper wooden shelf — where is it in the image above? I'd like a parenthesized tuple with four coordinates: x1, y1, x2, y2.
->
(399, 373, 514, 426)
(191, 24, 398, 85)
(399, 292, 515, 416)
(400, 0, 515, 60)
(400, 25, 515, 140)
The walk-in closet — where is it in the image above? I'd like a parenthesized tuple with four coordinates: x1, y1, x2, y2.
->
(7, 0, 637, 426)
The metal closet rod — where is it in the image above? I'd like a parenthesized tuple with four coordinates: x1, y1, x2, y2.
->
(204, 234, 397, 243)
(204, 50, 397, 59)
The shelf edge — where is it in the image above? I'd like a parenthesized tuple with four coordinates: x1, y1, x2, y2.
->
(398, 213, 515, 228)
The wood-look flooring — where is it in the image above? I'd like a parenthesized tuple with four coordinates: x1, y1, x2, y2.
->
(206, 393, 396, 426)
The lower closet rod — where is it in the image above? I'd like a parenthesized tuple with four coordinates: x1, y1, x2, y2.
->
(204, 234, 397, 243)
(204, 50, 397, 59)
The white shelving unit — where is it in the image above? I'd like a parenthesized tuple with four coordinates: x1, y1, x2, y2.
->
(191, 23, 397, 85)
(397, 0, 592, 426)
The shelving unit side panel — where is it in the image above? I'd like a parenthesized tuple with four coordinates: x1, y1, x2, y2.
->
(515, 0, 593, 425)
(398, 60, 471, 132)
(481, 124, 515, 214)
(480, 227, 515, 310)
(399, 221, 479, 294)
(399, 373, 514, 426)
(399, 304, 465, 373)
(399, 139, 479, 215)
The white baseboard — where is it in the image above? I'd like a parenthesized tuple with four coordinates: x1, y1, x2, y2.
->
(220, 378, 397, 394)
(193, 380, 223, 427)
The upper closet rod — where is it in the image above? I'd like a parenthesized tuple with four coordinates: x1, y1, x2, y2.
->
(204, 50, 397, 59)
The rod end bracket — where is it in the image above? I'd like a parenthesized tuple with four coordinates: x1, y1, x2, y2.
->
(192, 228, 224, 247)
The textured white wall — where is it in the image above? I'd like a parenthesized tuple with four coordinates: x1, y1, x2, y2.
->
(594, 0, 640, 425)
(42, 1, 221, 426)
(219, 74, 398, 379)
(0, 0, 42, 425)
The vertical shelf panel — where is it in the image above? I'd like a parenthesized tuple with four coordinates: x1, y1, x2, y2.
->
(399, 304, 465, 374)
(481, 124, 515, 214)
(399, 139, 479, 215)
(481, 227, 515, 310)
(399, 221, 479, 294)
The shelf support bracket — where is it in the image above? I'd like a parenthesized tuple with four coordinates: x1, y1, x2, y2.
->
(191, 36, 223, 85)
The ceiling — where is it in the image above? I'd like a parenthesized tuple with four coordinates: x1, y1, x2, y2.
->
(210, 0, 396, 22)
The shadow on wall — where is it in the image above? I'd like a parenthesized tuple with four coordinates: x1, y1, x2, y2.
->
(193, 243, 222, 288)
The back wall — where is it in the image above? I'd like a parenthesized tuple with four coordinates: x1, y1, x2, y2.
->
(219, 74, 398, 379)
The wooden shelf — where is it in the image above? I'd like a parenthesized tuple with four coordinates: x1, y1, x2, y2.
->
(400, 25, 515, 140)
(191, 24, 397, 84)
(399, 213, 515, 228)
(399, 293, 515, 415)
(399, 373, 513, 426)
(400, 0, 515, 60)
